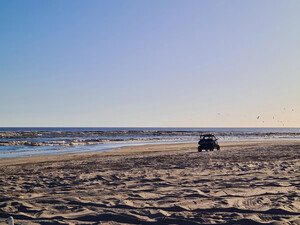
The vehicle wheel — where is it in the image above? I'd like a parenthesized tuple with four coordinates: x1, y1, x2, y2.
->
(210, 147, 214, 151)
(198, 146, 202, 152)
(216, 145, 220, 150)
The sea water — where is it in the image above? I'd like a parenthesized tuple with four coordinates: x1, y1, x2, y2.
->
(0, 127, 300, 158)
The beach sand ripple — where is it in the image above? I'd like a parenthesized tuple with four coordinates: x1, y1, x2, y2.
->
(0, 141, 299, 224)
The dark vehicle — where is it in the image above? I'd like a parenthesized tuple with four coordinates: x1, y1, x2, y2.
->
(198, 134, 220, 152)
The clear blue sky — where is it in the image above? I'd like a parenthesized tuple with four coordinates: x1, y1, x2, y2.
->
(1, 0, 299, 127)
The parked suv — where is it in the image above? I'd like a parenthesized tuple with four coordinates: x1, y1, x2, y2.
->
(198, 134, 220, 152)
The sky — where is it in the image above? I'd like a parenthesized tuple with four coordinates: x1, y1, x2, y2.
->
(0, 0, 299, 127)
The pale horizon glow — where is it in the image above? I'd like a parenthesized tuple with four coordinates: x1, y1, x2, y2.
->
(0, 1, 299, 127)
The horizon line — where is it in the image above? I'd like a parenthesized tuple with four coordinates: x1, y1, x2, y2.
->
(0, 126, 299, 129)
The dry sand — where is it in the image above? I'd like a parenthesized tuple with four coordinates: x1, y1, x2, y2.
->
(0, 141, 299, 225)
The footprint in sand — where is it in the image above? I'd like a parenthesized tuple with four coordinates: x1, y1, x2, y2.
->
(121, 200, 135, 208)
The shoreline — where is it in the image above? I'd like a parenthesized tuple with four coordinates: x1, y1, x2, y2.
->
(1, 138, 300, 163)
(0, 139, 299, 166)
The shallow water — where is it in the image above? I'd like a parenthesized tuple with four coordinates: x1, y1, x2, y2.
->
(0, 127, 299, 158)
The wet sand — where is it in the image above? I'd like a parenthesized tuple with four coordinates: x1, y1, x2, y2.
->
(0, 141, 299, 224)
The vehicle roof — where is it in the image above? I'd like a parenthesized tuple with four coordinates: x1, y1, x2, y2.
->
(200, 134, 215, 137)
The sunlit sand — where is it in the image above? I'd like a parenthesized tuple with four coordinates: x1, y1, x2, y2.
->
(0, 141, 299, 224)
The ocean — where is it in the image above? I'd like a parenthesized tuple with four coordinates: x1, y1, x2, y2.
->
(1, 127, 300, 158)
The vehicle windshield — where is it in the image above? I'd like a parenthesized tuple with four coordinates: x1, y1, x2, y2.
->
(200, 135, 216, 140)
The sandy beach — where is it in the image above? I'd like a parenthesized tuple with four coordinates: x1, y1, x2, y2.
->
(0, 141, 299, 225)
